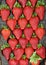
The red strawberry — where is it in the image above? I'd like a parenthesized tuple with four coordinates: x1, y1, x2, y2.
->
(25, 47, 34, 59)
(20, 59, 28, 65)
(35, 28, 45, 40)
(36, 46, 45, 59)
(0, 10, 1, 16)
(30, 37, 38, 49)
(13, 28, 22, 39)
(14, 48, 24, 60)
(24, 25, 33, 40)
(19, 38, 28, 49)
(31, 60, 40, 65)
(1, 9, 10, 21)
(1, 29, 11, 40)
(9, 59, 18, 65)
(12, 2, 22, 20)
(6, 0, 16, 9)
(18, 17, 27, 30)
(18, 0, 27, 8)
(30, 0, 37, 7)
(29, 16, 39, 30)
(35, 6, 45, 20)
(8, 39, 18, 50)
(7, 18, 16, 31)
(3, 48, 11, 60)
(23, 6, 33, 20)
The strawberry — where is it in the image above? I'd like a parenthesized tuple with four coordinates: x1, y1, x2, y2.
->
(13, 28, 22, 39)
(7, 18, 16, 31)
(9, 59, 18, 65)
(18, 14, 27, 30)
(30, 0, 37, 7)
(23, 6, 33, 20)
(25, 47, 34, 59)
(12, 2, 22, 20)
(35, 6, 45, 20)
(1, 4, 10, 21)
(1, 44, 11, 60)
(19, 37, 28, 49)
(29, 15, 39, 30)
(8, 37, 18, 50)
(1, 26, 11, 40)
(14, 48, 24, 60)
(36, 44, 45, 59)
(20, 59, 28, 65)
(24, 24, 33, 40)
(30, 33, 39, 49)
(6, 0, 16, 9)
(18, 0, 27, 8)
(35, 24, 45, 40)
(0, 10, 1, 16)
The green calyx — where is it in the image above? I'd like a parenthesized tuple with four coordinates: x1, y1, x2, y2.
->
(26, 24, 31, 28)
(0, 4, 9, 10)
(2, 25, 8, 30)
(14, 1, 21, 8)
(36, 0, 45, 7)
(26, 43, 31, 47)
(32, 33, 36, 38)
(30, 52, 42, 64)
(26, 1, 32, 6)
(22, 55, 26, 60)
(10, 34, 15, 39)
(37, 44, 42, 49)
(22, 34, 25, 38)
(15, 24, 20, 28)
(16, 44, 21, 48)
(10, 53, 15, 59)
(32, 12, 37, 17)
(20, 14, 25, 18)
(8, 16, 13, 19)
(1, 43, 10, 50)
(38, 23, 44, 28)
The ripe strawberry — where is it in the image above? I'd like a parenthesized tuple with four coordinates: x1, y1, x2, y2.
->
(31, 60, 40, 65)
(30, 37, 38, 49)
(35, 27, 45, 40)
(2, 48, 11, 60)
(8, 38, 18, 50)
(1, 28, 11, 40)
(13, 28, 22, 39)
(25, 47, 34, 59)
(18, 15, 27, 29)
(0, 10, 1, 16)
(23, 6, 33, 20)
(14, 48, 24, 60)
(24, 24, 33, 40)
(20, 59, 28, 65)
(12, 2, 22, 20)
(6, 0, 16, 9)
(29, 16, 39, 30)
(7, 18, 16, 31)
(36, 45, 45, 59)
(18, 0, 27, 8)
(1, 4, 10, 21)
(30, 0, 37, 7)
(19, 38, 28, 49)
(35, 6, 45, 20)
(9, 59, 18, 65)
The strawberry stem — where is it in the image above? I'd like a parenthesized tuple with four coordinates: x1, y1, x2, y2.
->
(26, 1, 32, 6)
(10, 34, 15, 39)
(0, 4, 9, 10)
(32, 33, 36, 38)
(16, 44, 21, 48)
(20, 14, 25, 18)
(38, 23, 44, 28)
(22, 34, 25, 38)
(37, 44, 42, 49)
(14, 1, 21, 8)
(26, 43, 31, 47)
(32, 12, 37, 17)
(1, 43, 10, 50)
(10, 53, 15, 59)
(22, 55, 26, 59)
(26, 24, 31, 28)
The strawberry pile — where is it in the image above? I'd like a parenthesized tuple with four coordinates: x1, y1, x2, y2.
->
(0, 0, 46, 65)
